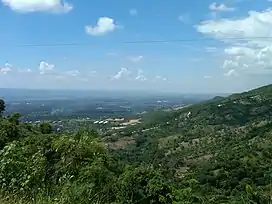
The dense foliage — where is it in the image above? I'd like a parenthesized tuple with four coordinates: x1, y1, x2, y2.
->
(113, 85, 272, 203)
(0, 110, 174, 203)
(1, 85, 272, 203)
(0, 99, 5, 117)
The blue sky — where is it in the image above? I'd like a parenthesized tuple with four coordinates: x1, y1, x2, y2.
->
(0, 0, 272, 93)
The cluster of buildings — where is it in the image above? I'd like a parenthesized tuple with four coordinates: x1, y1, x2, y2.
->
(93, 118, 125, 125)
(93, 120, 109, 125)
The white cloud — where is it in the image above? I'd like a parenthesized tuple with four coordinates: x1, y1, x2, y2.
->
(2, 0, 73, 13)
(39, 61, 55, 75)
(129, 9, 137, 16)
(4, 63, 12, 67)
(222, 45, 272, 71)
(224, 69, 239, 77)
(112, 68, 131, 80)
(196, 8, 272, 75)
(222, 59, 239, 69)
(209, 3, 236, 12)
(128, 55, 143, 62)
(204, 75, 212, 79)
(135, 69, 147, 81)
(1, 64, 33, 74)
(85, 17, 117, 36)
(196, 9, 272, 45)
(224, 46, 255, 56)
(2, 61, 96, 81)
(0, 63, 12, 74)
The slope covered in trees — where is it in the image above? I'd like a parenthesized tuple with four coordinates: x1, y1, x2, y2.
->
(0, 85, 272, 203)
(112, 84, 272, 203)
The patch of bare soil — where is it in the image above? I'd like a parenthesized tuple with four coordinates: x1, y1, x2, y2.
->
(107, 137, 135, 150)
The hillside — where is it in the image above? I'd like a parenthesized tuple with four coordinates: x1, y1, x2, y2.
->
(113, 84, 272, 203)
(0, 85, 272, 203)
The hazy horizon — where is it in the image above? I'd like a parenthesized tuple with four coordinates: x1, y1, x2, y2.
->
(0, 87, 232, 96)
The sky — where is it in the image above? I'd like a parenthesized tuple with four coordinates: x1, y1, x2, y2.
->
(0, 0, 272, 93)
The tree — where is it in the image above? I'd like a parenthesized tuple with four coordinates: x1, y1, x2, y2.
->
(0, 119, 19, 149)
(40, 122, 52, 134)
(8, 112, 21, 125)
(0, 99, 5, 117)
(116, 167, 173, 204)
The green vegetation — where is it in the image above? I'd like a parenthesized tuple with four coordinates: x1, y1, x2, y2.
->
(1, 85, 272, 203)
(39, 122, 53, 134)
(0, 99, 5, 117)
(113, 85, 272, 203)
(0, 102, 174, 204)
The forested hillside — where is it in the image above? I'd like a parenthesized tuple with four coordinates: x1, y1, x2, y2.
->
(0, 85, 272, 203)
(111, 84, 272, 203)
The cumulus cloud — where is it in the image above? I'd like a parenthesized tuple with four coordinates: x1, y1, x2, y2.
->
(196, 8, 272, 75)
(222, 59, 239, 69)
(128, 55, 143, 62)
(224, 47, 255, 56)
(209, 3, 236, 12)
(0, 63, 33, 75)
(196, 9, 272, 45)
(2, 0, 73, 13)
(0, 60, 98, 85)
(112, 68, 131, 80)
(135, 69, 147, 81)
(39, 61, 55, 75)
(0, 63, 12, 74)
(85, 17, 117, 36)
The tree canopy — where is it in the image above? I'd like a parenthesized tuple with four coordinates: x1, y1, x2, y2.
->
(0, 98, 5, 117)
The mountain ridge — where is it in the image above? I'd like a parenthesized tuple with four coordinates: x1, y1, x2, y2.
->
(113, 84, 272, 203)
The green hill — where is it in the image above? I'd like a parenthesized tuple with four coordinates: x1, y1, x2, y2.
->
(1, 85, 272, 203)
(114, 84, 272, 203)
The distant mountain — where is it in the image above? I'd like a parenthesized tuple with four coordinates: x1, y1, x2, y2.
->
(212, 95, 225, 100)
(139, 84, 272, 128)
